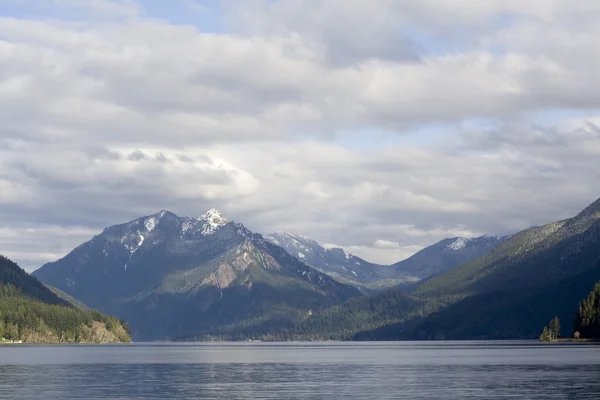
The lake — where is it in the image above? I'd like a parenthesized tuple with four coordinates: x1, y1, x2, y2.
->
(0, 341, 599, 399)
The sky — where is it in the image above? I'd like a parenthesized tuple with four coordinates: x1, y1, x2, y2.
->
(2, 0, 600, 271)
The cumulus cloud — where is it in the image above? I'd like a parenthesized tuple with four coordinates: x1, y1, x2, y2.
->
(1, 0, 600, 271)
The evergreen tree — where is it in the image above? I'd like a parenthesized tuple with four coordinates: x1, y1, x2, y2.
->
(539, 326, 550, 342)
(549, 316, 560, 340)
(0, 255, 131, 343)
(540, 317, 561, 342)
(4, 323, 19, 340)
(574, 281, 600, 338)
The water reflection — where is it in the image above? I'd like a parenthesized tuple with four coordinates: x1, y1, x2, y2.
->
(0, 343, 599, 399)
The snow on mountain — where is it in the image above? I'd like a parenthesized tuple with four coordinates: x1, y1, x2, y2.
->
(144, 215, 159, 233)
(198, 208, 228, 235)
(446, 237, 469, 251)
(118, 212, 168, 256)
(265, 231, 509, 291)
(445, 235, 503, 252)
(89, 209, 236, 273)
(391, 234, 508, 282)
(33, 210, 359, 341)
(264, 231, 382, 286)
(180, 217, 197, 235)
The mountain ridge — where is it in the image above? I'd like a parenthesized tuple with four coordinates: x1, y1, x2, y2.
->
(285, 196, 600, 341)
(382, 195, 600, 340)
(264, 231, 507, 292)
(0, 255, 130, 343)
(33, 209, 361, 341)
(264, 231, 383, 289)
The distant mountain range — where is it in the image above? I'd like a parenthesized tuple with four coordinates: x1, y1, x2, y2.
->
(386, 235, 508, 286)
(30, 208, 510, 341)
(263, 231, 382, 288)
(30, 196, 600, 342)
(304, 196, 600, 341)
(33, 210, 359, 340)
(407, 196, 600, 339)
(264, 231, 507, 291)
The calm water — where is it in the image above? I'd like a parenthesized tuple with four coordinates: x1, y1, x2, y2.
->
(0, 341, 599, 399)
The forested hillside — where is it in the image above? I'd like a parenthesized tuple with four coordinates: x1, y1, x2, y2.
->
(0, 255, 69, 307)
(575, 281, 600, 338)
(33, 210, 360, 341)
(409, 266, 600, 340)
(290, 197, 600, 341)
(288, 290, 425, 340)
(404, 197, 600, 340)
(0, 255, 130, 343)
(25, 196, 600, 342)
(47, 285, 90, 310)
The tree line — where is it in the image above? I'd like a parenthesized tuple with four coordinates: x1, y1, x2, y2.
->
(540, 281, 600, 341)
(574, 281, 600, 338)
(0, 255, 131, 343)
(539, 316, 561, 342)
(0, 283, 131, 343)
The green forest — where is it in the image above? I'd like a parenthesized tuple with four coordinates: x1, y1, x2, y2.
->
(574, 281, 600, 339)
(539, 280, 600, 341)
(0, 256, 131, 343)
(539, 317, 561, 341)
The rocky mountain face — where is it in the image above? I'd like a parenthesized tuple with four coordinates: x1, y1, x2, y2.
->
(33, 210, 360, 340)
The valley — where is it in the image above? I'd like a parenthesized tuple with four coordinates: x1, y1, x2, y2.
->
(4, 196, 599, 342)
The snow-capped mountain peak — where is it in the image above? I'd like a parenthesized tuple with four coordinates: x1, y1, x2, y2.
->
(446, 237, 470, 251)
(115, 212, 175, 256)
(33, 210, 360, 341)
(198, 208, 228, 235)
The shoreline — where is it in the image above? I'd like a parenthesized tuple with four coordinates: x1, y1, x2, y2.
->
(539, 338, 600, 343)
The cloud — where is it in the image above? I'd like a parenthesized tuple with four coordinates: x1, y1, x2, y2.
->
(324, 241, 424, 266)
(0, 224, 99, 271)
(224, 0, 421, 65)
(374, 240, 400, 250)
(1, 0, 600, 271)
(0, 0, 140, 19)
(0, 144, 259, 227)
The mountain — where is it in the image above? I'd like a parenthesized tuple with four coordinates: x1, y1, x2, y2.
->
(263, 231, 383, 288)
(288, 197, 600, 341)
(264, 232, 506, 292)
(33, 209, 360, 341)
(415, 197, 600, 299)
(388, 235, 508, 283)
(385, 196, 600, 340)
(0, 255, 130, 343)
